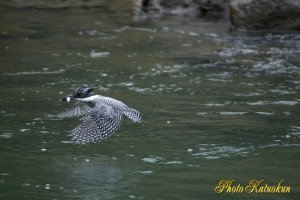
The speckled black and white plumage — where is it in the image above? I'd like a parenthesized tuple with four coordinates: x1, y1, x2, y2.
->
(46, 102, 92, 119)
(47, 86, 142, 144)
(70, 106, 123, 144)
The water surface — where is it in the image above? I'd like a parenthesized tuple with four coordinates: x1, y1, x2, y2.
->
(0, 8, 300, 200)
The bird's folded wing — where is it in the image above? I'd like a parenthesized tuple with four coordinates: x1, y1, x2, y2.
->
(69, 106, 123, 144)
(46, 102, 92, 119)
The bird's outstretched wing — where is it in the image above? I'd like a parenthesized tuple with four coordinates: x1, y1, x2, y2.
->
(69, 105, 123, 144)
(46, 102, 92, 119)
(97, 96, 142, 122)
(123, 107, 142, 122)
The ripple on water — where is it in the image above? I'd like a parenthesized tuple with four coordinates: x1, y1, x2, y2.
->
(285, 125, 300, 139)
(3, 113, 16, 117)
(203, 103, 226, 107)
(269, 89, 295, 95)
(137, 171, 153, 175)
(218, 112, 247, 116)
(4, 69, 65, 76)
(196, 111, 286, 116)
(258, 143, 300, 149)
(272, 101, 298, 106)
(0, 133, 13, 139)
(114, 26, 157, 33)
(250, 58, 300, 75)
(247, 100, 298, 106)
(217, 48, 258, 57)
(44, 183, 51, 190)
(142, 157, 163, 164)
(234, 92, 263, 97)
(90, 51, 110, 58)
(196, 112, 207, 116)
(164, 161, 183, 165)
(128, 87, 151, 93)
(191, 144, 253, 160)
(141, 64, 187, 78)
(142, 157, 183, 165)
(255, 112, 274, 116)
(20, 129, 30, 132)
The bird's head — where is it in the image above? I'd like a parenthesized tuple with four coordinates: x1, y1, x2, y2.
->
(62, 85, 94, 102)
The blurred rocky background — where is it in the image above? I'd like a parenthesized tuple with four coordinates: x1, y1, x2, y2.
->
(230, 0, 300, 31)
(1, 0, 300, 31)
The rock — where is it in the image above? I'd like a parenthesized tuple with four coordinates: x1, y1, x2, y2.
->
(135, 0, 200, 19)
(230, 0, 300, 31)
(136, 0, 229, 20)
(0, 0, 229, 21)
(0, 0, 140, 19)
(1, 0, 109, 9)
(195, 0, 228, 19)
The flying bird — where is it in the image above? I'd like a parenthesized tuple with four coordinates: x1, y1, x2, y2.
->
(47, 85, 142, 144)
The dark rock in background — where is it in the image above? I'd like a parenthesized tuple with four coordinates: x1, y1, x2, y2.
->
(0, 0, 229, 20)
(230, 0, 300, 31)
(136, 0, 228, 20)
(0, 0, 109, 9)
(2, 0, 300, 31)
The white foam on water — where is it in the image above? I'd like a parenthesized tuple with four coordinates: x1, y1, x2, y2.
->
(138, 170, 153, 174)
(39, 131, 49, 134)
(248, 101, 298, 106)
(61, 140, 73, 144)
(90, 51, 110, 58)
(164, 161, 183, 165)
(269, 89, 295, 95)
(45, 183, 51, 190)
(187, 148, 193, 152)
(196, 112, 207, 115)
(141, 64, 187, 78)
(219, 112, 247, 115)
(0, 133, 13, 139)
(128, 87, 151, 93)
(203, 103, 225, 107)
(207, 78, 232, 83)
(192, 144, 252, 159)
(115, 26, 157, 33)
(120, 82, 134, 87)
(247, 101, 265, 106)
(258, 144, 280, 149)
(286, 125, 300, 138)
(272, 101, 298, 106)
(20, 129, 30, 132)
(234, 92, 262, 97)
(188, 32, 199, 36)
(255, 112, 274, 115)
(282, 144, 300, 147)
(4, 69, 65, 75)
(217, 48, 258, 57)
(142, 157, 162, 164)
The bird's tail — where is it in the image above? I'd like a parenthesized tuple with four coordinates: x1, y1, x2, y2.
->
(124, 108, 142, 122)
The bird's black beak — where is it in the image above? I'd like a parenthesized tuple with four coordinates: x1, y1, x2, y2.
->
(61, 94, 75, 102)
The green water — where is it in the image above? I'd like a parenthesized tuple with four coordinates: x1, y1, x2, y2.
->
(0, 8, 300, 200)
